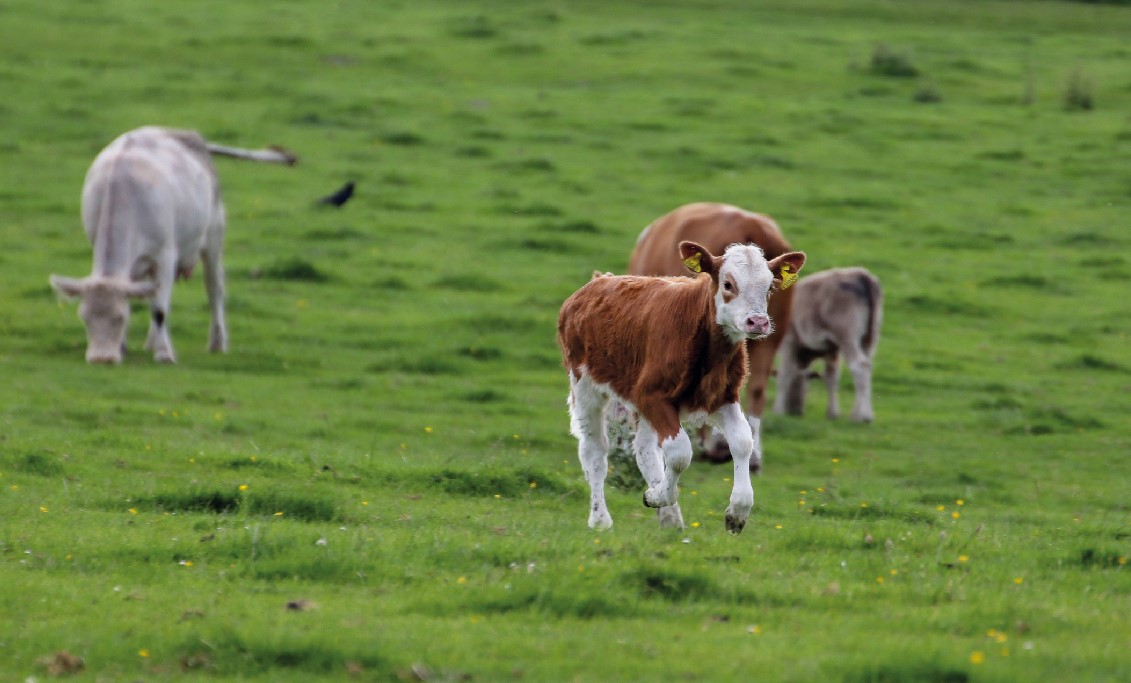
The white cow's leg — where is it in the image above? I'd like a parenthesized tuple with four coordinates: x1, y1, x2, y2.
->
(202, 209, 228, 353)
(823, 352, 841, 419)
(568, 375, 612, 530)
(717, 403, 755, 534)
(842, 345, 874, 423)
(145, 253, 177, 363)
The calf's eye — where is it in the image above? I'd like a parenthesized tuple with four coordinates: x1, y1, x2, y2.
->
(723, 281, 734, 292)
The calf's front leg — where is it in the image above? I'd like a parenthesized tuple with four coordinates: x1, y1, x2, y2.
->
(715, 402, 755, 534)
(635, 401, 690, 510)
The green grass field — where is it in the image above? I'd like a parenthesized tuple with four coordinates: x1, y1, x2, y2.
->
(1, 0, 1129, 680)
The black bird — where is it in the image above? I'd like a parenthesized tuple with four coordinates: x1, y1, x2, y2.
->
(316, 181, 355, 208)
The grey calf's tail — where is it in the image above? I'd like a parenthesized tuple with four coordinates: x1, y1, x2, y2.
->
(205, 142, 298, 166)
(859, 271, 883, 353)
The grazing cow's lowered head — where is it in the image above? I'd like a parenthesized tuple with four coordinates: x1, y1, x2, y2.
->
(50, 275, 157, 364)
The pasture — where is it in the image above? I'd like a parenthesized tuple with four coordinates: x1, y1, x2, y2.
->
(1, 0, 1129, 680)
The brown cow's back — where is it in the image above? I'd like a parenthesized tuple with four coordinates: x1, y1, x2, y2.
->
(629, 203, 793, 274)
(628, 202, 797, 464)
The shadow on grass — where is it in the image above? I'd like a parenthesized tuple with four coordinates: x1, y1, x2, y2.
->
(428, 466, 568, 497)
(177, 626, 386, 676)
(3, 451, 65, 477)
(131, 489, 338, 522)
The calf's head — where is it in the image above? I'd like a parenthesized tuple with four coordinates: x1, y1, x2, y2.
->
(679, 241, 806, 343)
(49, 275, 157, 364)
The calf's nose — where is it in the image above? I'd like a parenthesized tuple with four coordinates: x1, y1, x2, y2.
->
(744, 315, 771, 335)
(86, 350, 122, 365)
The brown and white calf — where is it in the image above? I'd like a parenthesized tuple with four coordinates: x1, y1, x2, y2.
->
(50, 126, 296, 364)
(558, 241, 805, 533)
(628, 202, 798, 470)
(773, 267, 883, 422)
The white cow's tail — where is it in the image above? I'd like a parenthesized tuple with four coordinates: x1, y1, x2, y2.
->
(205, 142, 298, 166)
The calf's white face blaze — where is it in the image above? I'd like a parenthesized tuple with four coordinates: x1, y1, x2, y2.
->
(714, 244, 777, 343)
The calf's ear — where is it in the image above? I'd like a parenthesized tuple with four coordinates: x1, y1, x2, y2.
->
(767, 251, 807, 289)
(125, 280, 159, 299)
(678, 241, 722, 278)
(49, 275, 86, 301)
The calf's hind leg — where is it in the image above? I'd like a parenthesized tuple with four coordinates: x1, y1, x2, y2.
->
(568, 375, 613, 530)
(841, 343, 874, 423)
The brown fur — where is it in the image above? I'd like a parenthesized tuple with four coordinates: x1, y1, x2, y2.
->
(628, 203, 796, 419)
(557, 273, 747, 440)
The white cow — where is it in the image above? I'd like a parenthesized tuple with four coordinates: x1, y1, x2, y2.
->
(50, 126, 295, 364)
(773, 267, 883, 422)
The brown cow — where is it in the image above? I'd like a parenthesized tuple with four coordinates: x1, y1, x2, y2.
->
(629, 202, 797, 470)
(774, 267, 883, 423)
(558, 241, 805, 533)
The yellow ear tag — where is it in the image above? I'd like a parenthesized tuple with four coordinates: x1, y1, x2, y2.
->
(683, 252, 703, 273)
(780, 264, 798, 289)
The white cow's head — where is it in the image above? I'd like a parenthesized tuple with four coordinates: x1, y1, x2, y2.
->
(678, 241, 806, 344)
(50, 275, 157, 364)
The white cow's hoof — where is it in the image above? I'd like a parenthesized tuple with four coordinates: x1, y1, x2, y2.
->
(588, 511, 613, 530)
(643, 487, 675, 509)
(657, 505, 684, 529)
